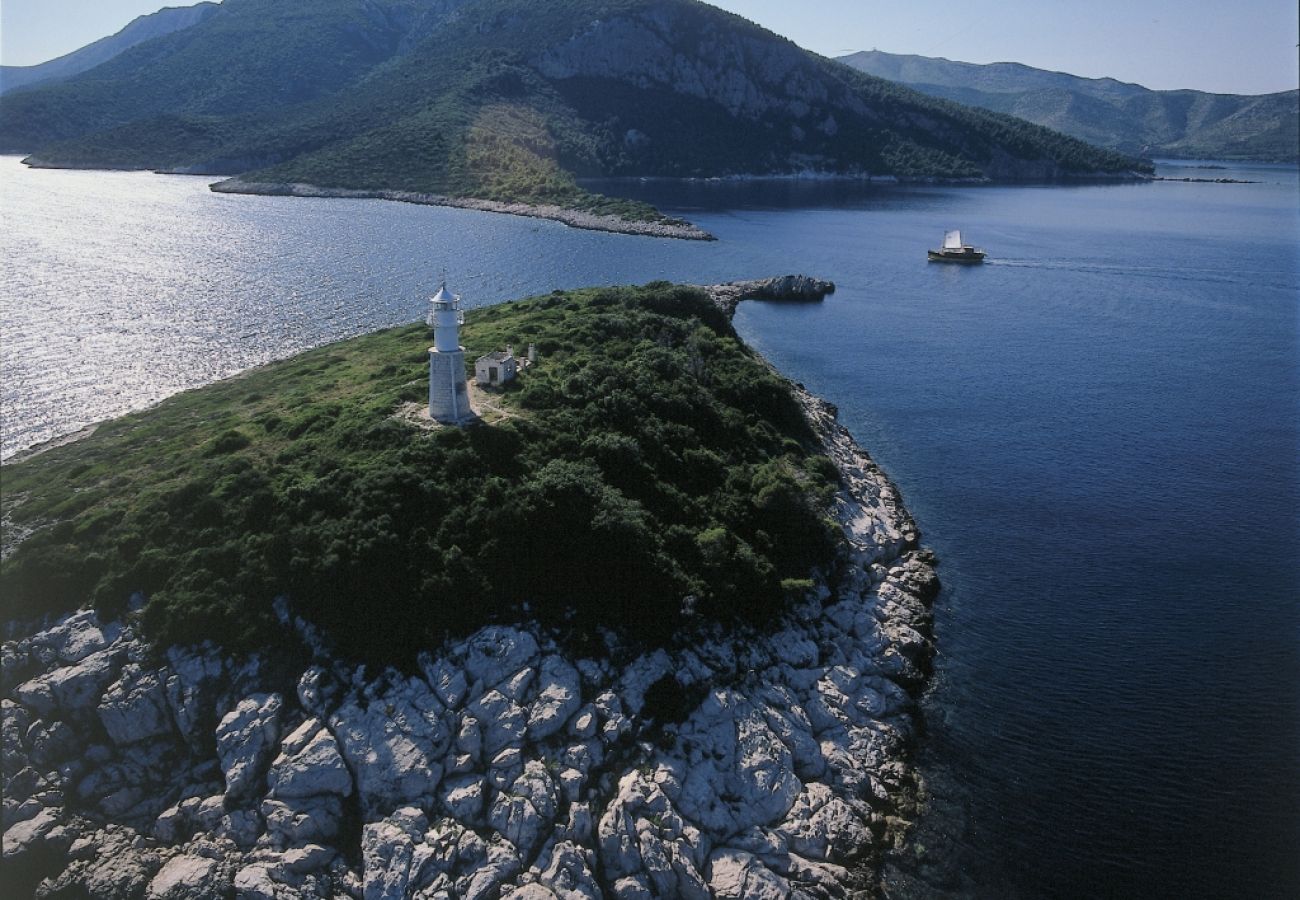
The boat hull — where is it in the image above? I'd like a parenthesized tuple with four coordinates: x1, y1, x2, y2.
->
(928, 249, 986, 263)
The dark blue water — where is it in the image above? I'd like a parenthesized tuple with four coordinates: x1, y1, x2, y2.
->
(623, 164, 1300, 898)
(5, 158, 1297, 896)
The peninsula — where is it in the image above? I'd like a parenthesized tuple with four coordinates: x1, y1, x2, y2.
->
(2, 280, 937, 898)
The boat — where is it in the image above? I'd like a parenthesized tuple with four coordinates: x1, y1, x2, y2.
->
(928, 229, 986, 263)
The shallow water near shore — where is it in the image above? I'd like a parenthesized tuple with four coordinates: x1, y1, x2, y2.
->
(3, 156, 1298, 896)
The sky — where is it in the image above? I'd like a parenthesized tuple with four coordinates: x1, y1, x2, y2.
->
(2, 0, 1297, 95)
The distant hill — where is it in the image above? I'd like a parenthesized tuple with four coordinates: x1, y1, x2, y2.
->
(0, 3, 219, 97)
(838, 50, 1299, 162)
(0, 0, 1147, 222)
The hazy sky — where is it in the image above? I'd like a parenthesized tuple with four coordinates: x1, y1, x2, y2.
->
(2, 0, 1297, 95)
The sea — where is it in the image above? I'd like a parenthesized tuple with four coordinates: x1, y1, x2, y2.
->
(2, 156, 1297, 897)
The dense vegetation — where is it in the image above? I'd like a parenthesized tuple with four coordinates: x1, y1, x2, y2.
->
(0, 0, 1147, 221)
(840, 51, 1299, 163)
(0, 284, 842, 665)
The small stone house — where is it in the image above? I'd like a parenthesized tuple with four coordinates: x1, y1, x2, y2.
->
(475, 349, 517, 386)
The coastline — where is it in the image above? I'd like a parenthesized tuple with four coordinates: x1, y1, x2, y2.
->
(1, 283, 937, 898)
(14, 155, 1147, 243)
(208, 178, 717, 241)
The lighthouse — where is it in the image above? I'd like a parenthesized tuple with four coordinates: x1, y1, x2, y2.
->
(427, 281, 472, 424)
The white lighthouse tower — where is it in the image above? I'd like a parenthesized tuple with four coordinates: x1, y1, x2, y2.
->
(427, 280, 472, 424)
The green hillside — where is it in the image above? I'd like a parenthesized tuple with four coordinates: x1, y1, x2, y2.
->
(839, 50, 1299, 162)
(0, 0, 1147, 221)
(1, 284, 842, 664)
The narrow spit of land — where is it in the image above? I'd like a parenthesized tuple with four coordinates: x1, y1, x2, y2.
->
(209, 179, 716, 241)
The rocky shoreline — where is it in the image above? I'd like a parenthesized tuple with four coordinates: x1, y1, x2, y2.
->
(2, 292, 937, 900)
(701, 276, 836, 316)
(208, 179, 716, 242)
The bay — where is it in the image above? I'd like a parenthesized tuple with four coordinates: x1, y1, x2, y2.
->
(2, 156, 1297, 897)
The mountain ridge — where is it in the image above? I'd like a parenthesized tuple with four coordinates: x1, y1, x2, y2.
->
(0, 3, 220, 97)
(0, 0, 1148, 224)
(838, 50, 1299, 162)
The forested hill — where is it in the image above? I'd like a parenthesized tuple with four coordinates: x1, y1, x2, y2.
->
(0, 0, 1146, 220)
(0, 3, 219, 97)
(839, 50, 1299, 163)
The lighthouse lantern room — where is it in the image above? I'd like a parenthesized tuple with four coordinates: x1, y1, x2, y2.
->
(427, 281, 473, 424)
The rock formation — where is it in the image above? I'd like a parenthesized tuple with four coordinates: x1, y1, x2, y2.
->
(702, 276, 837, 316)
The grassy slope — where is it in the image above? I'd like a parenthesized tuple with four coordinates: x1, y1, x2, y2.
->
(1, 285, 841, 666)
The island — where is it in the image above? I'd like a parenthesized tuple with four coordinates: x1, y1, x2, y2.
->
(0, 0, 1150, 235)
(2, 280, 937, 898)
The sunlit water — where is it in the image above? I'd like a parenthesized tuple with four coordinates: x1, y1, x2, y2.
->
(2, 156, 1297, 897)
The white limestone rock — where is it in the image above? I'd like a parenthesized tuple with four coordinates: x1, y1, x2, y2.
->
(755, 687, 826, 782)
(262, 794, 345, 847)
(330, 684, 448, 818)
(491, 745, 523, 777)
(459, 836, 522, 900)
(440, 774, 488, 827)
(164, 646, 227, 748)
(567, 706, 597, 740)
(420, 655, 469, 709)
(283, 842, 335, 874)
(362, 807, 427, 900)
(456, 714, 483, 760)
(512, 761, 557, 823)
(14, 643, 125, 717)
(460, 627, 539, 692)
(527, 656, 581, 742)
(558, 767, 585, 804)
(2, 806, 61, 860)
(447, 752, 475, 775)
(776, 781, 870, 861)
(560, 739, 603, 776)
(707, 848, 791, 899)
(501, 666, 535, 703)
(36, 823, 174, 898)
(99, 664, 175, 746)
(466, 689, 527, 756)
(153, 802, 191, 845)
(46, 610, 123, 664)
(217, 807, 262, 849)
(675, 690, 801, 835)
(216, 693, 283, 802)
(233, 863, 280, 900)
(490, 792, 545, 855)
(598, 770, 710, 899)
(616, 649, 672, 716)
(531, 838, 601, 900)
(565, 802, 594, 845)
(295, 665, 335, 717)
(610, 874, 654, 899)
(146, 853, 223, 899)
(503, 883, 561, 900)
(26, 718, 79, 767)
(267, 719, 352, 801)
(2, 698, 31, 767)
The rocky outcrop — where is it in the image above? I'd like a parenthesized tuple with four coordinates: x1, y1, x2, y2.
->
(702, 275, 837, 315)
(2, 378, 935, 898)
